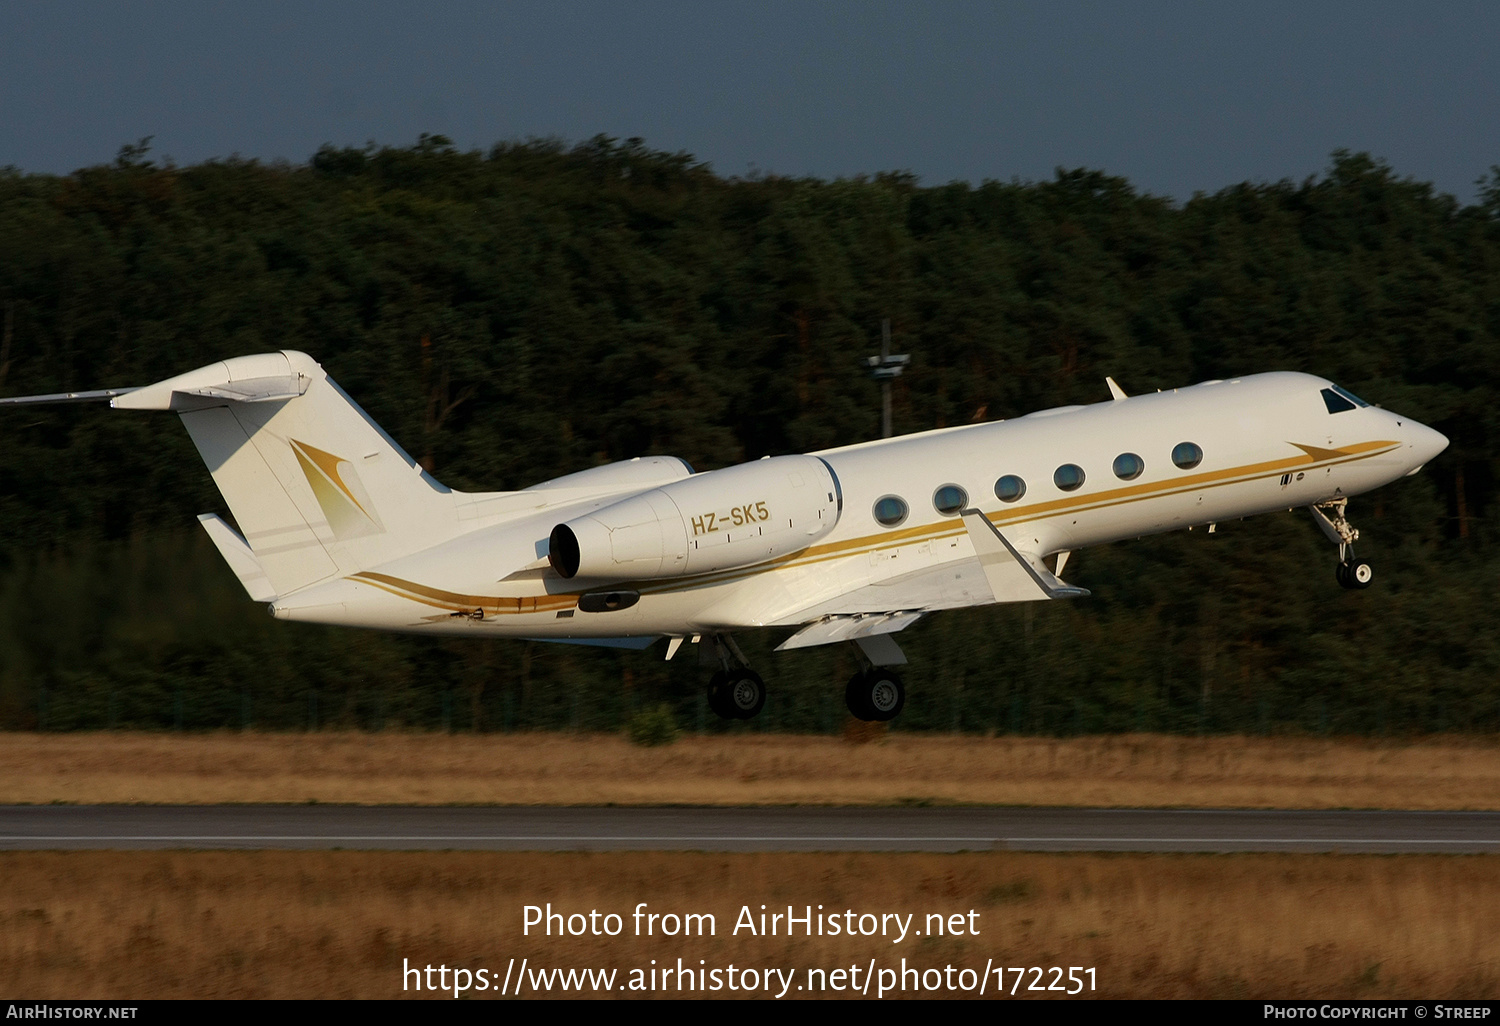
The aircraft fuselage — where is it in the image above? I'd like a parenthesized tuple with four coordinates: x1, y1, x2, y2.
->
(267, 371, 1445, 639)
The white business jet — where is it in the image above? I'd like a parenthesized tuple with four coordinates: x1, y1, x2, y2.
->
(1, 351, 1447, 722)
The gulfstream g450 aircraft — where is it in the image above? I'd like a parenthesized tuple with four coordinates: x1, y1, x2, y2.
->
(1, 351, 1447, 722)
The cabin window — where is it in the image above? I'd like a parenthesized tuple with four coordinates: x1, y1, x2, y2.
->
(872, 495, 909, 527)
(1321, 387, 1357, 414)
(1171, 442, 1203, 470)
(1113, 452, 1145, 480)
(1053, 464, 1085, 491)
(994, 475, 1026, 503)
(932, 484, 968, 516)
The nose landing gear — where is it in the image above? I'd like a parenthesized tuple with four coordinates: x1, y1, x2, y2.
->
(1335, 559, 1373, 589)
(1311, 499, 1373, 590)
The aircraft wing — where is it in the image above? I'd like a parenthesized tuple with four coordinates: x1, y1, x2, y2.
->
(774, 610, 923, 650)
(771, 510, 1086, 658)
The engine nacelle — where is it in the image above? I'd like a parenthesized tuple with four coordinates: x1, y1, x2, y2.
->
(548, 454, 841, 580)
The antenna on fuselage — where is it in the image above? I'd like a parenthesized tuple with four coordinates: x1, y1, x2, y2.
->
(1106, 377, 1128, 401)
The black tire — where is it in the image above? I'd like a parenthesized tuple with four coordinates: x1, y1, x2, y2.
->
(846, 669, 906, 721)
(1336, 563, 1352, 589)
(1347, 560, 1373, 589)
(721, 669, 766, 719)
(864, 669, 906, 722)
(706, 670, 735, 719)
(845, 671, 874, 721)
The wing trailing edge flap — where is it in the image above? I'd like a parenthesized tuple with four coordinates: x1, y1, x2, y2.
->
(959, 509, 1090, 602)
(775, 610, 922, 654)
(197, 513, 278, 602)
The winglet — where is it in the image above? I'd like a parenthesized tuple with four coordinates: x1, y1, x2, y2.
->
(1106, 377, 1128, 401)
(960, 510, 1089, 602)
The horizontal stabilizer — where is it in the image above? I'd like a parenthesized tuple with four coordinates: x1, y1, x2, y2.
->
(0, 388, 140, 406)
(960, 509, 1089, 602)
(197, 514, 277, 602)
(775, 610, 922, 651)
(113, 353, 311, 411)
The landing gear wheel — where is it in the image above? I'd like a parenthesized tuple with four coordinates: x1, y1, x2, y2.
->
(845, 672, 874, 721)
(710, 669, 765, 720)
(845, 669, 906, 722)
(707, 670, 734, 719)
(865, 669, 905, 721)
(1338, 559, 1373, 590)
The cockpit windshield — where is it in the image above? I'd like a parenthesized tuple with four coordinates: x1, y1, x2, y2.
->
(1321, 385, 1370, 414)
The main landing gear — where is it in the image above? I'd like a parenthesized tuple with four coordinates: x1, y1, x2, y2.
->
(845, 666, 906, 722)
(695, 633, 908, 722)
(707, 667, 766, 720)
(1311, 498, 1373, 591)
(701, 634, 766, 720)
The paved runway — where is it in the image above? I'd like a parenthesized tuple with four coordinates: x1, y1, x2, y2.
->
(3, 806, 1500, 853)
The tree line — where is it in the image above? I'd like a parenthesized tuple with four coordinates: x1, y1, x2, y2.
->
(0, 135, 1495, 734)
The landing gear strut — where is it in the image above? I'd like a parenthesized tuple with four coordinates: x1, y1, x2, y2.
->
(1311, 499, 1373, 590)
(702, 634, 766, 720)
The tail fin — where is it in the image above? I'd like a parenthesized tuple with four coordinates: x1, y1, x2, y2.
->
(115, 351, 458, 597)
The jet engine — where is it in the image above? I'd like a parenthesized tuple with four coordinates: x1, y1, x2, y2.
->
(548, 455, 841, 580)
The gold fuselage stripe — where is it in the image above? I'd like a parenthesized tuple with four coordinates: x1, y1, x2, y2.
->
(635, 438, 1399, 595)
(351, 570, 580, 615)
(347, 439, 1399, 615)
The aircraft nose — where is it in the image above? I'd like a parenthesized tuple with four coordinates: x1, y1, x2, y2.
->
(1406, 421, 1448, 469)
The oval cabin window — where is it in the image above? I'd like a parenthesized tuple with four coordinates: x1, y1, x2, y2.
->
(994, 475, 1026, 503)
(1171, 442, 1203, 470)
(932, 484, 968, 516)
(872, 495, 909, 527)
(1113, 452, 1145, 480)
(1053, 464, 1085, 492)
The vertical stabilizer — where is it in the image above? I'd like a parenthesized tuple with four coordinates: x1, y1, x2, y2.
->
(115, 351, 458, 597)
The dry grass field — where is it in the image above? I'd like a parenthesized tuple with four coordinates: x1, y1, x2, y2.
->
(2, 849, 1497, 999)
(4, 730, 1500, 808)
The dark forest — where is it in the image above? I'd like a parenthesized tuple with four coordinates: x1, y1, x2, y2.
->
(1, 136, 1495, 734)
